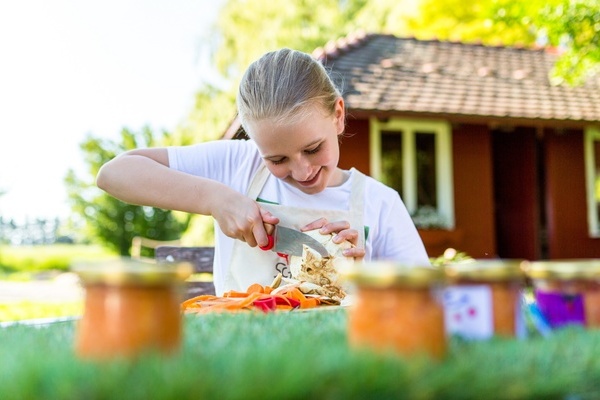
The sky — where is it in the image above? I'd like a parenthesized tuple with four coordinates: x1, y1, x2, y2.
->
(0, 0, 224, 223)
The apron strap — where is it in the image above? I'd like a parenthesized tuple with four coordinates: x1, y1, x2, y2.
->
(349, 168, 366, 213)
(246, 163, 270, 199)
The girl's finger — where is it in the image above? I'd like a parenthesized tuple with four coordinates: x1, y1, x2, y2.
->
(301, 217, 328, 232)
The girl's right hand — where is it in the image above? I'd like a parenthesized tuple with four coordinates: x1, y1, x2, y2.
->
(211, 191, 279, 248)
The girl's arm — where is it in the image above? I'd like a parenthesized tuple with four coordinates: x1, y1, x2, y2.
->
(96, 148, 277, 247)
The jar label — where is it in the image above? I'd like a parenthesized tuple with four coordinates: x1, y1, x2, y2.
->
(534, 290, 585, 328)
(443, 285, 494, 340)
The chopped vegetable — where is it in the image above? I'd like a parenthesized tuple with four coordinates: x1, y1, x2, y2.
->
(180, 281, 335, 314)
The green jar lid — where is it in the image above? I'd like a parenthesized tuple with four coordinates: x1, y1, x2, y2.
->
(341, 261, 444, 288)
(523, 259, 600, 280)
(73, 258, 193, 286)
(444, 259, 526, 282)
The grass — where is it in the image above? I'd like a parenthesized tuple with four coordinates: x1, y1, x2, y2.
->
(1, 310, 600, 399)
(0, 244, 111, 322)
(0, 301, 82, 322)
(0, 244, 116, 274)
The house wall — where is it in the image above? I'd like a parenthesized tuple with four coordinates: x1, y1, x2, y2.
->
(340, 118, 498, 259)
(451, 124, 497, 258)
(339, 118, 370, 174)
(545, 129, 600, 258)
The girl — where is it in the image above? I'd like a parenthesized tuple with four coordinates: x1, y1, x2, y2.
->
(96, 48, 429, 295)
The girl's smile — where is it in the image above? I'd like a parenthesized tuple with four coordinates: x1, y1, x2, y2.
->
(246, 99, 347, 194)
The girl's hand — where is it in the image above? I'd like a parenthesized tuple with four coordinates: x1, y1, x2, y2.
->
(301, 218, 366, 258)
(211, 192, 279, 248)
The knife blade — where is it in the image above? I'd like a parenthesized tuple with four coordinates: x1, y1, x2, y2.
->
(259, 225, 329, 257)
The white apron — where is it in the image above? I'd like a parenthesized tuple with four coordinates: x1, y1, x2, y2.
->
(223, 164, 366, 293)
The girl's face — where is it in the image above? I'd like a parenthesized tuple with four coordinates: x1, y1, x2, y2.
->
(246, 98, 346, 194)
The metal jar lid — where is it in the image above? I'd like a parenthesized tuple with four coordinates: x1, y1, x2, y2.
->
(73, 258, 193, 286)
(444, 259, 526, 282)
(522, 259, 600, 280)
(341, 261, 444, 288)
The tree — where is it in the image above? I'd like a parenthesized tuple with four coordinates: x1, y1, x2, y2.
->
(211, 0, 371, 83)
(406, 0, 600, 84)
(65, 127, 191, 256)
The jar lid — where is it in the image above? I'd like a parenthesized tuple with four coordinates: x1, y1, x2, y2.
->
(523, 259, 600, 280)
(444, 259, 526, 282)
(341, 261, 444, 288)
(73, 258, 193, 286)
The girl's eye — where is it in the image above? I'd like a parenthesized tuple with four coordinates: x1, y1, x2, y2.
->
(270, 158, 286, 165)
(305, 144, 321, 155)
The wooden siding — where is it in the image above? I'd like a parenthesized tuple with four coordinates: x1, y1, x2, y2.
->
(545, 129, 600, 258)
(451, 125, 497, 258)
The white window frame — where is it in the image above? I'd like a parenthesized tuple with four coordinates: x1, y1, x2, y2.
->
(584, 126, 600, 237)
(369, 117, 455, 228)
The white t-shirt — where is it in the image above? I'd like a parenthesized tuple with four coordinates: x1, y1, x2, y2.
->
(168, 139, 430, 285)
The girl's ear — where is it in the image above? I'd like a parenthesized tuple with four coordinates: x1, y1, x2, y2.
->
(334, 97, 345, 134)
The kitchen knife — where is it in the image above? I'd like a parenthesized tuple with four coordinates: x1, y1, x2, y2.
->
(259, 224, 329, 257)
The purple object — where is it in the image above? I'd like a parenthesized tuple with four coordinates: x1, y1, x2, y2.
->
(534, 290, 586, 328)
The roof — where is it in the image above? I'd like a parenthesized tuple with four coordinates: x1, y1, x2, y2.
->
(313, 33, 600, 124)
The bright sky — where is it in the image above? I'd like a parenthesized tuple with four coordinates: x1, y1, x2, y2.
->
(0, 0, 224, 223)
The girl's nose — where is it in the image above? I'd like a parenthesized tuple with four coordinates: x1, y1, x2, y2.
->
(291, 158, 312, 181)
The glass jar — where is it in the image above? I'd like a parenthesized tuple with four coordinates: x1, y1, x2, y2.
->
(342, 262, 446, 359)
(523, 260, 600, 329)
(443, 259, 526, 340)
(73, 258, 192, 359)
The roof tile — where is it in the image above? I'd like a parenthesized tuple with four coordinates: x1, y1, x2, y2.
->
(316, 34, 600, 122)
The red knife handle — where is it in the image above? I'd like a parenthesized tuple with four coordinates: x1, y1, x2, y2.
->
(259, 235, 275, 251)
(259, 223, 276, 251)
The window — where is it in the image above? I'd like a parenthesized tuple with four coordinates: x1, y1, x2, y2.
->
(584, 127, 600, 237)
(370, 118, 454, 228)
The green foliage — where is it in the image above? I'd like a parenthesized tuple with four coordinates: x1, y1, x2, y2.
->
(407, 0, 600, 84)
(430, 247, 473, 267)
(530, 0, 600, 85)
(172, 83, 237, 145)
(0, 245, 114, 273)
(406, 0, 538, 45)
(65, 127, 192, 256)
(213, 0, 371, 82)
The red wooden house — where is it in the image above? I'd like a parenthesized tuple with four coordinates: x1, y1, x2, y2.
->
(225, 33, 600, 260)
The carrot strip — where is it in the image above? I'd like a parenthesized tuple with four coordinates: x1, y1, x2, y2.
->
(181, 295, 221, 310)
(246, 283, 265, 294)
(223, 290, 250, 298)
(287, 288, 308, 303)
(300, 298, 320, 309)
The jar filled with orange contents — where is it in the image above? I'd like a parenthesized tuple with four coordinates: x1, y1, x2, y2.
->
(342, 262, 446, 359)
(443, 259, 526, 340)
(523, 260, 600, 329)
(73, 258, 192, 359)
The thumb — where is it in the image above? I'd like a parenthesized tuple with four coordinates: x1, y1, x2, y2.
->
(260, 209, 279, 225)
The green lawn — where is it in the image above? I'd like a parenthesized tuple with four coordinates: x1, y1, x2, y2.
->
(0, 244, 116, 274)
(0, 310, 599, 399)
(0, 244, 111, 322)
(0, 301, 82, 322)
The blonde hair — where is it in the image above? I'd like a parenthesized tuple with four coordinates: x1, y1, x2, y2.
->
(237, 48, 341, 131)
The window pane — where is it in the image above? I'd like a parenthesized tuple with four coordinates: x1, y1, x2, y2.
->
(416, 132, 437, 208)
(380, 130, 402, 195)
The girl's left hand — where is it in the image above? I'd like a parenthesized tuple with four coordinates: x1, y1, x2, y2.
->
(301, 218, 366, 258)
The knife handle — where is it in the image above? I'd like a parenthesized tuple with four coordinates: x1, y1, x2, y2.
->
(259, 223, 276, 251)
